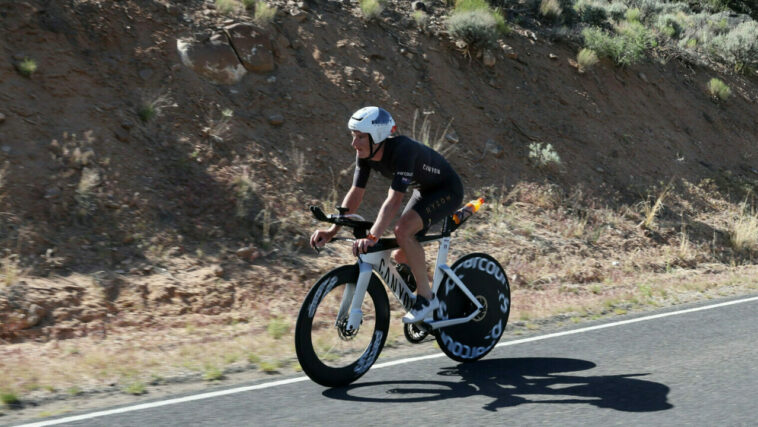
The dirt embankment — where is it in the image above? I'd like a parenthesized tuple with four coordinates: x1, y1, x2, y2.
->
(1, 0, 757, 343)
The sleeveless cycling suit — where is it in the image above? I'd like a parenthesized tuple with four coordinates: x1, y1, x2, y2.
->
(352, 135, 463, 231)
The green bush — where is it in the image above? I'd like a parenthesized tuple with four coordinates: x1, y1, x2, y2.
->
(622, 0, 688, 23)
(138, 105, 156, 123)
(254, 0, 277, 24)
(582, 22, 655, 66)
(447, 9, 501, 51)
(577, 48, 600, 70)
(454, 0, 490, 12)
(656, 13, 684, 39)
(620, 19, 657, 48)
(203, 366, 224, 381)
(267, 317, 290, 339)
(607, 2, 628, 22)
(215, 0, 239, 14)
(574, 0, 608, 26)
(1, 392, 20, 406)
(413, 10, 429, 27)
(122, 381, 147, 395)
(528, 142, 561, 168)
(453, 0, 508, 34)
(708, 77, 732, 100)
(539, 0, 563, 21)
(360, 0, 384, 20)
(17, 58, 37, 77)
(708, 21, 758, 71)
(703, 0, 731, 13)
(625, 7, 642, 23)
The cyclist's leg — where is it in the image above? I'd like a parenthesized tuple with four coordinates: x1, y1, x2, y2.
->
(395, 181, 463, 299)
(393, 189, 422, 265)
(394, 210, 429, 298)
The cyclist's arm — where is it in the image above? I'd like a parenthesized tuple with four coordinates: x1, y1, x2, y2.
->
(369, 188, 404, 238)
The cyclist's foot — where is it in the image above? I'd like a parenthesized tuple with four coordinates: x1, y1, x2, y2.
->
(396, 263, 417, 293)
(402, 293, 439, 324)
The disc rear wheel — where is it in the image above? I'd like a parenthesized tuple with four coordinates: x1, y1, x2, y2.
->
(435, 253, 510, 362)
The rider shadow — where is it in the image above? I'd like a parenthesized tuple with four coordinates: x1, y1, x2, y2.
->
(323, 357, 673, 413)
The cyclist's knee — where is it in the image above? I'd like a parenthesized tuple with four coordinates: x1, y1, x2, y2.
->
(394, 223, 413, 243)
(392, 249, 407, 264)
(394, 215, 423, 243)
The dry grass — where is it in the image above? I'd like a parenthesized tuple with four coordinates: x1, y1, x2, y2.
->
(253, 0, 277, 24)
(0, 314, 300, 399)
(539, 0, 562, 20)
(202, 107, 233, 145)
(730, 202, 758, 252)
(1, 254, 20, 287)
(216, 0, 242, 15)
(577, 48, 599, 72)
(137, 91, 174, 124)
(233, 165, 258, 220)
(412, 109, 456, 158)
(0, 161, 8, 204)
(359, 0, 384, 20)
(638, 183, 673, 229)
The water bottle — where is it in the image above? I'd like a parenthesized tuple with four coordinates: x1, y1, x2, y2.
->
(452, 197, 485, 225)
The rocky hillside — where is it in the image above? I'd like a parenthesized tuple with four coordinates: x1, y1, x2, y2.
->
(1, 0, 757, 341)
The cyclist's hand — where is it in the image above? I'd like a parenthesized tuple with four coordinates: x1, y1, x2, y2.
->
(310, 229, 335, 249)
(352, 238, 376, 256)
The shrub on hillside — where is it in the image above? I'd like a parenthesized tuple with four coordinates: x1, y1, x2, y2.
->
(708, 77, 732, 100)
(216, 0, 240, 14)
(528, 142, 561, 168)
(700, 0, 756, 15)
(577, 48, 599, 71)
(621, 0, 689, 23)
(607, 2, 628, 22)
(655, 13, 685, 39)
(708, 21, 758, 71)
(360, 0, 384, 20)
(454, 0, 508, 34)
(253, 0, 277, 24)
(413, 10, 429, 28)
(454, 0, 490, 11)
(16, 58, 37, 77)
(582, 21, 655, 65)
(574, 0, 609, 26)
(447, 10, 501, 51)
(539, 0, 563, 22)
(625, 7, 642, 23)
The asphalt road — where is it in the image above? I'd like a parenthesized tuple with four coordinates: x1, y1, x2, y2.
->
(16, 294, 758, 426)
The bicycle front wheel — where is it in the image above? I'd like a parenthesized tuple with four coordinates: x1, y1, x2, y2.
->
(295, 265, 390, 387)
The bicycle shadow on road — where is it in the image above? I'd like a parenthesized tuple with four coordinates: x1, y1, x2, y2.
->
(322, 357, 673, 413)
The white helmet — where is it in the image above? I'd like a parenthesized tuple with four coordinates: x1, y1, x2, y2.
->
(348, 106, 396, 144)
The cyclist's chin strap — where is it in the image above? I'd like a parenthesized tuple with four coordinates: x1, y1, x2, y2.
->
(368, 139, 385, 159)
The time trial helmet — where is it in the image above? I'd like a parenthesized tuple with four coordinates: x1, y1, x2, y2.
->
(348, 106, 396, 144)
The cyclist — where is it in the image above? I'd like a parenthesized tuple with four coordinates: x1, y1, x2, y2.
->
(310, 106, 463, 323)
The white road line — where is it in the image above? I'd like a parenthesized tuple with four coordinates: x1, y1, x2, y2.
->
(19, 294, 758, 426)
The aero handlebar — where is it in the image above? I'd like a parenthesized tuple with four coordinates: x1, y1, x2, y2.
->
(309, 206, 374, 239)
